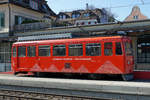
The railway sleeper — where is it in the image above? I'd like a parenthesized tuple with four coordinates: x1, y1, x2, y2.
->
(0, 90, 97, 100)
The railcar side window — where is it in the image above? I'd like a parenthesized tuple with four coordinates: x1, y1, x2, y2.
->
(27, 46, 36, 57)
(39, 45, 50, 56)
(104, 42, 113, 56)
(86, 43, 101, 56)
(18, 46, 26, 57)
(69, 44, 83, 56)
(13, 47, 16, 57)
(116, 42, 122, 55)
(53, 45, 66, 56)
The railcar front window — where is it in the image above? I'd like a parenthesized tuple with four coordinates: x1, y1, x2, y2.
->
(13, 47, 16, 57)
(86, 43, 101, 56)
(104, 42, 113, 56)
(39, 46, 50, 56)
(69, 44, 83, 56)
(116, 42, 122, 55)
(53, 45, 66, 56)
(125, 42, 132, 56)
(18, 46, 26, 57)
(27, 46, 36, 57)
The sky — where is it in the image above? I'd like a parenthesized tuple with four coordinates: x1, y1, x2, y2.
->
(48, 0, 150, 21)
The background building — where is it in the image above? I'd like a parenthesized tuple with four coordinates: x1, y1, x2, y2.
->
(124, 6, 148, 21)
(55, 4, 115, 27)
(124, 6, 150, 71)
(0, 0, 56, 71)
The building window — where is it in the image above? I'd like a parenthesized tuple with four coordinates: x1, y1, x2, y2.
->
(104, 42, 113, 56)
(69, 44, 83, 56)
(18, 46, 26, 57)
(15, 16, 34, 25)
(72, 13, 80, 18)
(72, 14, 75, 18)
(15, 16, 22, 25)
(59, 15, 62, 19)
(137, 38, 150, 63)
(42, 5, 48, 10)
(86, 43, 101, 56)
(0, 13, 5, 28)
(83, 13, 89, 17)
(30, 0, 38, 10)
(53, 45, 66, 56)
(23, 0, 29, 4)
(17, 0, 29, 4)
(133, 15, 138, 19)
(101, 14, 108, 23)
(59, 15, 66, 19)
(16, 0, 22, 2)
(27, 46, 36, 57)
(39, 46, 50, 56)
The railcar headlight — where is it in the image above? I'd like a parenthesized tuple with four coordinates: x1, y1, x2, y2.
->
(128, 61, 130, 65)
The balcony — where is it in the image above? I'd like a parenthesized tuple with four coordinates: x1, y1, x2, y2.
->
(13, 22, 51, 33)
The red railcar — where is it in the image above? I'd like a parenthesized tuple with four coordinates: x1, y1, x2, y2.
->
(11, 36, 134, 80)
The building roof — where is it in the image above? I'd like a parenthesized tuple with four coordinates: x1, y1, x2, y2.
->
(124, 6, 148, 21)
(0, 0, 56, 16)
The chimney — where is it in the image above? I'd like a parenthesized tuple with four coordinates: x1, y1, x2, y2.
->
(86, 3, 89, 10)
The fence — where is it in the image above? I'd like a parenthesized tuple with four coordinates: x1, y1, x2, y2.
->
(13, 22, 51, 33)
(0, 45, 11, 72)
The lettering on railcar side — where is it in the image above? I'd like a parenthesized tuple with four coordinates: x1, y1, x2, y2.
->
(52, 58, 92, 61)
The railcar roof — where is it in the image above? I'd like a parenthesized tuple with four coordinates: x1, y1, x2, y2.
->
(13, 36, 128, 45)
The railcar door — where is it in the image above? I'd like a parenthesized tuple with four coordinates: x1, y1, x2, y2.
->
(17, 46, 28, 71)
(26, 45, 37, 72)
(37, 45, 51, 72)
(124, 41, 134, 73)
(100, 41, 124, 74)
(113, 41, 124, 74)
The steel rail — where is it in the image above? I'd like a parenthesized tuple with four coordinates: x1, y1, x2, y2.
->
(0, 87, 102, 100)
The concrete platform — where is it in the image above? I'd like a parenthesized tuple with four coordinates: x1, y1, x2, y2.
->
(134, 71, 150, 80)
(0, 74, 150, 100)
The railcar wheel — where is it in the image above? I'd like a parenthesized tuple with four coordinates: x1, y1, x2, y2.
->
(88, 74, 104, 80)
(14, 72, 19, 76)
(34, 72, 41, 77)
(14, 72, 28, 77)
(34, 72, 47, 77)
(88, 74, 97, 79)
(122, 74, 134, 81)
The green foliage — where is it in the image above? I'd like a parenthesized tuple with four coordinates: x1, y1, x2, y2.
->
(108, 16, 115, 22)
(21, 20, 40, 24)
(52, 21, 71, 27)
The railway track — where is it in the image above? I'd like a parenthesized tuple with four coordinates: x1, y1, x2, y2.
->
(0, 89, 106, 100)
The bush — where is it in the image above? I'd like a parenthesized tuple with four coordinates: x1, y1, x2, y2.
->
(21, 20, 40, 24)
